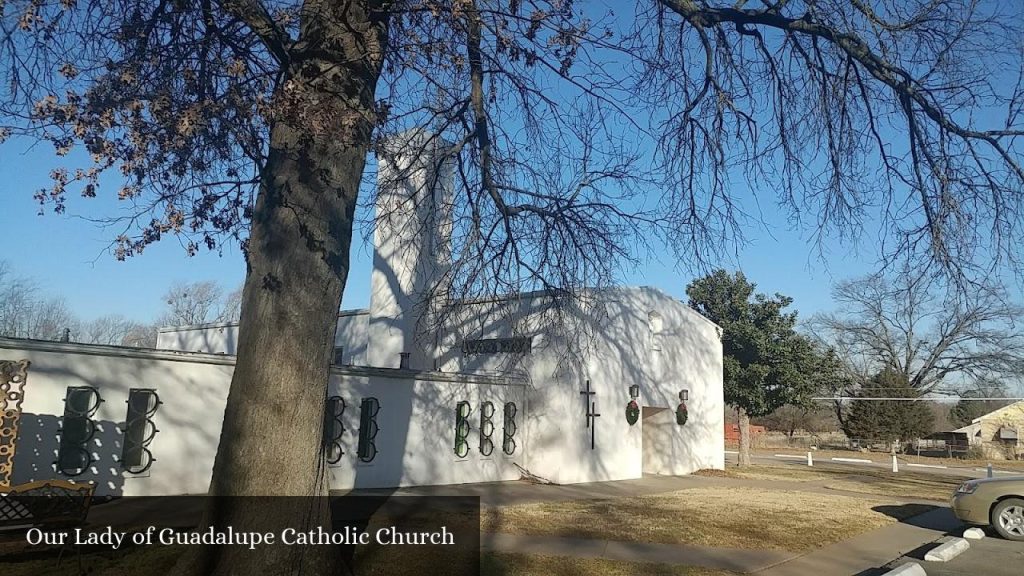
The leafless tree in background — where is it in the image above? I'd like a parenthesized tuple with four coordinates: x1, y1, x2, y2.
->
(220, 285, 243, 323)
(644, 1, 1024, 287)
(2, 2, 1022, 574)
(0, 261, 77, 340)
(158, 280, 236, 326)
(757, 403, 840, 437)
(80, 314, 157, 347)
(810, 272, 1024, 398)
(1, 261, 159, 345)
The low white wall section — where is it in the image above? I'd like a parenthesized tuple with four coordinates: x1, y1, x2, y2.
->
(155, 311, 370, 363)
(326, 374, 525, 489)
(1, 338, 524, 496)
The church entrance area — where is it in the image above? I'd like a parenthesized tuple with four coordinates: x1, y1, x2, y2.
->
(641, 406, 675, 475)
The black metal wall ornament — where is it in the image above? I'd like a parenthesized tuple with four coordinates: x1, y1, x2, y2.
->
(579, 380, 600, 449)
(502, 402, 517, 455)
(57, 386, 102, 476)
(579, 380, 595, 426)
(479, 402, 495, 456)
(625, 400, 640, 426)
(454, 401, 471, 458)
(357, 398, 380, 462)
(120, 389, 161, 474)
(323, 396, 346, 465)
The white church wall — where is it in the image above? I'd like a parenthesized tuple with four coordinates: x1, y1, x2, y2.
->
(611, 288, 725, 476)
(367, 130, 454, 371)
(425, 286, 724, 484)
(156, 322, 240, 355)
(1, 337, 525, 496)
(325, 373, 525, 490)
(331, 311, 370, 365)
(131, 283, 725, 490)
(2, 338, 235, 497)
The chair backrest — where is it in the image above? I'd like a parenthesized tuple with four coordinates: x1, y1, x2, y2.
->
(1, 479, 95, 529)
(0, 359, 30, 490)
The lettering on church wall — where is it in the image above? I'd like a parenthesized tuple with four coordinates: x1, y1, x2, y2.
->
(461, 337, 532, 355)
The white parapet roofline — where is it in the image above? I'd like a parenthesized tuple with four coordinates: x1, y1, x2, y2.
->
(156, 308, 370, 333)
(0, 336, 525, 387)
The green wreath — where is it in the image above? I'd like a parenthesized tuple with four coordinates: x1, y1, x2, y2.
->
(625, 400, 640, 426)
(675, 402, 688, 426)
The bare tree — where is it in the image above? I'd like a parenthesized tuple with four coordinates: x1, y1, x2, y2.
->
(80, 314, 157, 347)
(758, 403, 840, 438)
(811, 273, 1024, 397)
(2, 2, 1022, 574)
(0, 261, 78, 340)
(645, 1, 1024, 286)
(220, 285, 244, 323)
(158, 280, 235, 326)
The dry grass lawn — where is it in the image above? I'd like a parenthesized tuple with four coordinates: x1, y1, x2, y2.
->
(695, 466, 834, 482)
(702, 462, 964, 502)
(483, 486, 934, 552)
(821, 470, 964, 501)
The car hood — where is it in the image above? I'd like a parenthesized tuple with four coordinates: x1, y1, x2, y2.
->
(966, 475, 1024, 486)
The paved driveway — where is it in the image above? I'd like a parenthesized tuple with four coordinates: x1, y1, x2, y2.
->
(881, 530, 1024, 576)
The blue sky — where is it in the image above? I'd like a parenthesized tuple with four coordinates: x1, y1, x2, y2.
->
(5, 0, 993, 326)
(0, 134, 880, 325)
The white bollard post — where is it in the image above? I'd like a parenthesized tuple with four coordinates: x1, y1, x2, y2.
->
(807, 451, 813, 467)
(892, 454, 899, 473)
(987, 463, 993, 478)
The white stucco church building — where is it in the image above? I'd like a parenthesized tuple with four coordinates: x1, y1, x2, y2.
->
(0, 134, 724, 497)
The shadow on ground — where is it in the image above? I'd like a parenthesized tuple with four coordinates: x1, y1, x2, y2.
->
(850, 506, 965, 576)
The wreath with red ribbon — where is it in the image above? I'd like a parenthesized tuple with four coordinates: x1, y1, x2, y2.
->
(675, 402, 689, 426)
(625, 400, 640, 425)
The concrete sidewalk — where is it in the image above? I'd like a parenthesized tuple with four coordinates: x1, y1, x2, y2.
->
(755, 507, 962, 576)
(344, 473, 709, 506)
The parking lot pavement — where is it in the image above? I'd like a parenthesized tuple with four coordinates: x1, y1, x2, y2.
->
(884, 531, 1024, 576)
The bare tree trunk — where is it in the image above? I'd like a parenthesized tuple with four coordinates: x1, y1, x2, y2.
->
(172, 3, 389, 576)
(738, 407, 752, 467)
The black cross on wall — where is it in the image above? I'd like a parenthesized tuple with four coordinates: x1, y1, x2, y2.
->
(579, 379, 600, 449)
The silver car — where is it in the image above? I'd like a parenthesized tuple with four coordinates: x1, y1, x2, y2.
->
(951, 476, 1024, 541)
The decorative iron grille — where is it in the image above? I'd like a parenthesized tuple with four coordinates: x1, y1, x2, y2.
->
(454, 401, 471, 458)
(120, 389, 160, 474)
(502, 402, 518, 455)
(57, 387, 102, 476)
(356, 398, 379, 463)
(324, 396, 346, 464)
(479, 402, 494, 456)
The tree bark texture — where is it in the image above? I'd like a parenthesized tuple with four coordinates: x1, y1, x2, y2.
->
(738, 407, 752, 467)
(172, 2, 390, 575)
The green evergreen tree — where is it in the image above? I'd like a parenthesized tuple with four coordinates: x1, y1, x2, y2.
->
(687, 270, 822, 466)
(844, 367, 935, 444)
